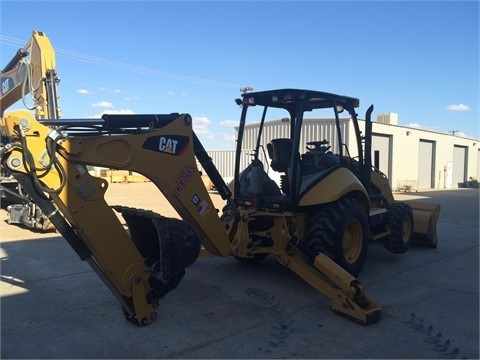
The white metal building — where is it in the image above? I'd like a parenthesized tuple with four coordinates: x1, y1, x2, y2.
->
(205, 115, 479, 191)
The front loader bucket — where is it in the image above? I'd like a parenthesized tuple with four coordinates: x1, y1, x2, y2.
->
(403, 201, 441, 248)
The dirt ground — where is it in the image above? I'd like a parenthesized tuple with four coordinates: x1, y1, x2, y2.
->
(1, 181, 225, 242)
(0, 181, 424, 243)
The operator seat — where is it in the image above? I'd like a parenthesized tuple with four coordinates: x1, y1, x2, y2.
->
(267, 138, 293, 172)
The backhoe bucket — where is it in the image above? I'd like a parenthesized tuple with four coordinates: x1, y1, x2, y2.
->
(403, 201, 441, 248)
(112, 206, 202, 304)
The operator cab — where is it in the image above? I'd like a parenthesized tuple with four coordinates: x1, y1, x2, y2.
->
(233, 89, 364, 210)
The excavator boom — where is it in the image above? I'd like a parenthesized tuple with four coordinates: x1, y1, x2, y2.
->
(0, 30, 59, 119)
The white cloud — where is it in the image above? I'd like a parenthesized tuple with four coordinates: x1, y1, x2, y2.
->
(194, 116, 210, 126)
(113, 89, 121, 93)
(77, 89, 93, 95)
(404, 123, 423, 129)
(452, 131, 469, 137)
(446, 104, 470, 111)
(193, 116, 214, 138)
(165, 90, 188, 96)
(88, 109, 135, 118)
(102, 109, 134, 115)
(92, 100, 114, 108)
(219, 119, 238, 127)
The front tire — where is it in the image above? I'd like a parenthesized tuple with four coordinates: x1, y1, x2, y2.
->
(307, 197, 370, 277)
(384, 203, 413, 254)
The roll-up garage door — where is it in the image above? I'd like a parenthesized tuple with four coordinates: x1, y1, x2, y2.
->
(418, 140, 434, 189)
(372, 134, 391, 180)
(453, 145, 467, 188)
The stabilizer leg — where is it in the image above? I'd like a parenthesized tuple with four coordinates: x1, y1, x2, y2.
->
(277, 250, 382, 325)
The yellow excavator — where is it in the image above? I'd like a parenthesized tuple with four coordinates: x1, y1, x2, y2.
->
(1, 31, 441, 327)
(0, 30, 59, 230)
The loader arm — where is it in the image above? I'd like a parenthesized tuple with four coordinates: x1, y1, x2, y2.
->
(370, 168, 441, 247)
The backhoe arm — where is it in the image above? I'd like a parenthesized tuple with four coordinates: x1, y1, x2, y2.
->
(53, 113, 231, 256)
(0, 111, 231, 325)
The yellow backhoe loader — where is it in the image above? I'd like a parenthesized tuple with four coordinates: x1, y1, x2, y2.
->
(0, 33, 441, 327)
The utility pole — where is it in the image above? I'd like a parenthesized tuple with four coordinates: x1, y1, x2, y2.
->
(448, 130, 459, 136)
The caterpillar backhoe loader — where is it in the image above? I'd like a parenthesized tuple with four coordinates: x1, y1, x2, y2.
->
(0, 87, 441, 327)
(0, 30, 59, 230)
(0, 34, 441, 327)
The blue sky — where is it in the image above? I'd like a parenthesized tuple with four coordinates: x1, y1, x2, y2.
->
(1, 1, 478, 149)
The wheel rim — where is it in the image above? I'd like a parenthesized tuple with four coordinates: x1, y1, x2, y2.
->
(342, 219, 363, 264)
(401, 216, 412, 244)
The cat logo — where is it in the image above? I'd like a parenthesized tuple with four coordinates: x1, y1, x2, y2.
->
(142, 135, 189, 156)
(158, 137, 178, 154)
(1, 77, 14, 96)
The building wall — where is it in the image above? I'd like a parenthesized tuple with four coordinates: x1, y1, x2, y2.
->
(363, 121, 479, 189)
(206, 118, 479, 191)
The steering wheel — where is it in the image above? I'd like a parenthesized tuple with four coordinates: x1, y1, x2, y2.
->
(306, 139, 330, 152)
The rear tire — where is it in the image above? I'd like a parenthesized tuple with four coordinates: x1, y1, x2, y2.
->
(307, 197, 369, 277)
(384, 203, 413, 254)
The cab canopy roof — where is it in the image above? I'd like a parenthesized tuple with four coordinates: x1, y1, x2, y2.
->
(240, 89, 360, 112)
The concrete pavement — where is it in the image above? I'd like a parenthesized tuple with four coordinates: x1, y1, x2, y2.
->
(1, 186, 478, 359)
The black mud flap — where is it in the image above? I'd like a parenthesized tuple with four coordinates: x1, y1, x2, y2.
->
(112, 206, 202, 303)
